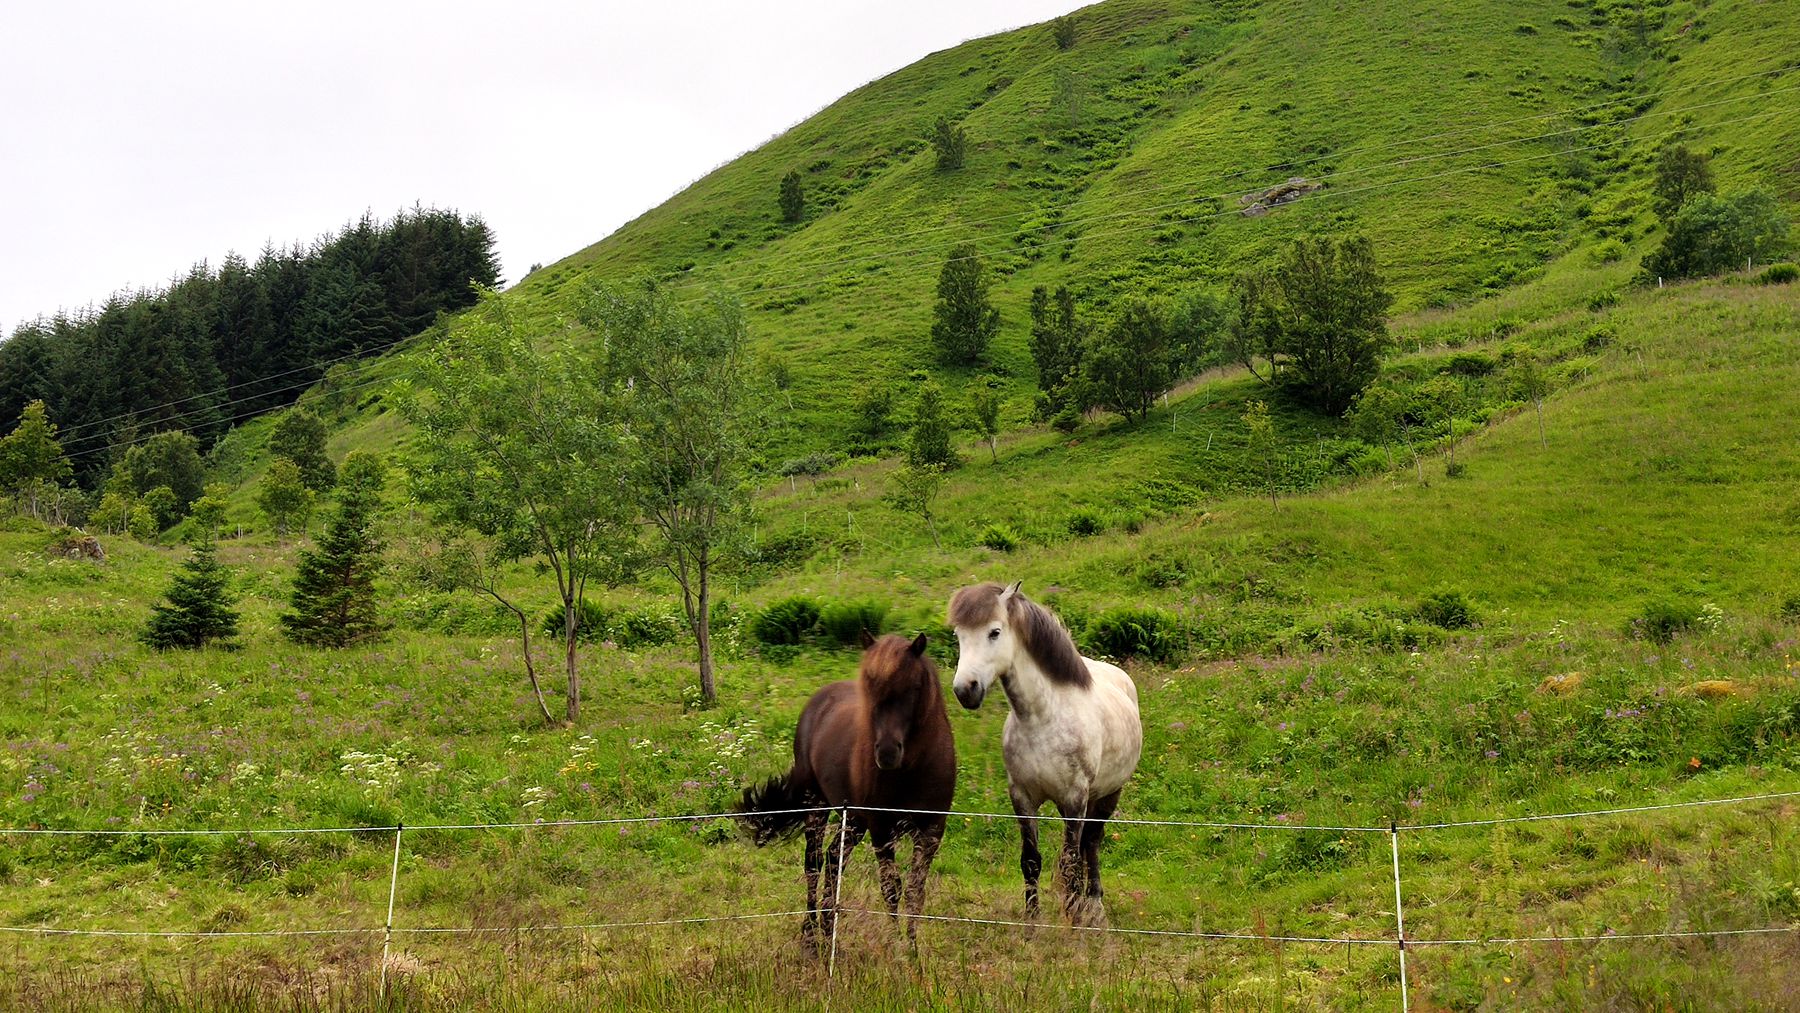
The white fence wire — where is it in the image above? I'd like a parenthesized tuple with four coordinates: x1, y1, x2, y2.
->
(4, 788, 1798, 1011)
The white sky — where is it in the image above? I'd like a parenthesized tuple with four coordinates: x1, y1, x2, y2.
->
(0, 1, 1079, 334)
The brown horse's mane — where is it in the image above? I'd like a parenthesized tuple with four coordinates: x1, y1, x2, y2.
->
(859, 634, 941, 704)
(948, 582, 1091, 689)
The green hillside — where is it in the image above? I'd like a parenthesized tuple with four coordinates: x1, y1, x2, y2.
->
(4, 0, 1800, 1009)
(476, 0, 1797, 451)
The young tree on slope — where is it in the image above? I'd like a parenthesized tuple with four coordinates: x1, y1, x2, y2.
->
(394, 289, 637, 724)
(580, 282, 769, 708)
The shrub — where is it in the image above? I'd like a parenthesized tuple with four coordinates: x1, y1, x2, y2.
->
(1630, 599, 1703, 643)
(1780, 593, 1800, 622)
(818, 598, 891, 646)
(1051, 403, 1083, 433)
(1587, 290, 1621, 311)
(1441, 351, 1496, 377)
(1756, 262, 1799, 285)
(541, 601, 684, 649)
(1067, 509, 1104, 537)
(1589, 238, 1627, 264)
(1133, 553, 1187, 589)
(1083, 607, 1184, 663)
(1051, 15, 1076, 49)
(751, 596, 821, 646)
(978, 524, 1020, 552)
(1416, 589, 1478, 629)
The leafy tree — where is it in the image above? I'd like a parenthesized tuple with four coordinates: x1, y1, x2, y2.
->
(1642, 191, 1789, 281)
(257, 458, 314, 542)
(930, 244, 1000, 365)
(1418, 375, 1468, 475)
(1085, 299, 1179, 423)
(582, 282, 768, 708)
(889, 461, 946, 549)
(1241, 400, 1278, 507)
(140, 485, 180, 532)
(1507, 351, 1551, 448)
(932, 117, 967, 171)
(1171, 288, 1229, 375)
(1653, 144, 1715, 217)
(396, 288, 638, 724)
(1348, 381, 1413, 476)
(779, 170, 806, 223)
(91, 490, 135, 536)
(1052, 15, 1077, 50)
(268, 408, 336, 491)
(1231, 234, 1392, 414)
(968, 384, 1002, 462)
(907, 379, 957, 470)
(114, 432, 207, 526)
(281, 452, 388, 647)
(851, 382, 895, 448)
(140, 524, 239, 651)
(1028, 285, 1085, 410)
(1, 400, 74, 521)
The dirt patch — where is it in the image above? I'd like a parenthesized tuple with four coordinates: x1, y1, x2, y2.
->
(1240, 177, 1324, 217)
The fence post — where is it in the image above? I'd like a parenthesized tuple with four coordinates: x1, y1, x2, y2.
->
(828, 806, 848, 979)
(1390, 821, 1409, 1013)
(378, 822, 404, 1003)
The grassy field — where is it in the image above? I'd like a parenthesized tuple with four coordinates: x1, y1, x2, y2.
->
(6, 0, 1800, 1008)
(4, 266, 1799, 1009)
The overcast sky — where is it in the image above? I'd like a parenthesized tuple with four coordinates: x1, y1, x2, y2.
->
(0, 1, 1079, 334)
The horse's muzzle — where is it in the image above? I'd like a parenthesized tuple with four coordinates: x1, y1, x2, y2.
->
(875, 743, 904, 770)
(953, 681, 985, 709)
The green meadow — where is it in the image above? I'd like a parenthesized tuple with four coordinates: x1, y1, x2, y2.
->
(5, 0, 1800, 1008)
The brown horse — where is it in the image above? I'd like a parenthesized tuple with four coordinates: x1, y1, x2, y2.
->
(738, 631, 956, 950)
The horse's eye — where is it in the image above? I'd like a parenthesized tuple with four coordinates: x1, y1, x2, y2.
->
(988, 628, 1001, 641)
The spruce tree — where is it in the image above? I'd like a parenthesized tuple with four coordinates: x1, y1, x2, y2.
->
(280, 451, 388, 647)
(141, 528, 240, 651)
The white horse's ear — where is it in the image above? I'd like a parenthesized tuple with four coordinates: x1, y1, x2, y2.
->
(1001, 580, 1023, 600)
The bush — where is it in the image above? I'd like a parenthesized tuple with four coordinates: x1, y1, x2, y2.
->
(1416, 589, 1478, 629)
(1051, 403, 1083, 433)
(1588, 238, 1627, 264)
(1067, 509, 1105, 536)
(978, 524, 1019, 551)
(1581, 324, 1615, 351)
(540, 601, 684, 649)
(1083, 607, 1184, 663)
(751, 596, 821, 646)
(1630, 599, 1703, 644)
(1441, 351, 1496, 377)
(1755, 262, 1799, 285)
(817, 598, 891, 646)
(1780, 593, 1800, 622)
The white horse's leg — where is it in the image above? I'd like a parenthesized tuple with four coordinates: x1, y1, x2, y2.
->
(1054, 794, 1089, 923)
(1009, 785, 1044, 919)
(1077, 789, 1122, 928)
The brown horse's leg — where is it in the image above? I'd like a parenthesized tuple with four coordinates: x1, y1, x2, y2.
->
(1010, 787, 1043, 920)
(902, 822, 944, 942)
(801, 810, 827, 952)
(1077, 790, 1121, 928)
(819, 815, 865, 943)
(872, 824, 902, 922)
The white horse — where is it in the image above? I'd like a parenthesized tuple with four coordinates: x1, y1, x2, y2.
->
(948, 581, 1142, 925)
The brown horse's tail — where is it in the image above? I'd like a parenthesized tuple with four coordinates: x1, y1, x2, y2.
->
(736, 774, 821, 846)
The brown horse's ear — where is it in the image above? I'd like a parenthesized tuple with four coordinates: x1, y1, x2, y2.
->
(909, 632, 929, 656)
(858, 628, 876, 649)
(1001, 580, 1023, 600)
